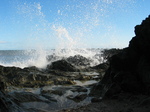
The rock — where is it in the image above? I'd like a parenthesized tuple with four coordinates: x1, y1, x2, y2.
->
(54, 78, 76, 85)
(67, 94, 87, 102)
(46, 54, 61, 62)
(0, 92, 9, 112)
(139, 97, 150, 107)
(41, 86, 70, 96)
(101, 48, 123, 61)
(71, 86, 88, 92)
(91, 62, 109, 71)
(47, 60, 79, 72)
(0, 80, 5, 92)
(92, 15, 150, 97)
(8, 92, 50, 103)
(105, 83, 122, 97)
(66, 55, 91, 67)
(0, 91, 26, 112)
(91, 97, 102, 103)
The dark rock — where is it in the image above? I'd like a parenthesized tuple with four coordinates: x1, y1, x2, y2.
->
(0, 92, 9, 112)
(139, 97, 150, 106)
(101, 48, 123, 61)
(105, 83, 122, 97)
(91, 97, 102, 103)
(92, 15, 150, 97)
(46, 54, 61, 62)
(0, 80, 5, 92)
(91, 62, 109, 71)
(67, 94, 87, 102)
(0, 91, 26, 112)
(54, 78, 76, 85)
(66, 55, 91, 67)
(8, 92, 50, 103)
(41, 86, 70, 96)
(71, 86, 88, 92)
(47, 60, 79, 72)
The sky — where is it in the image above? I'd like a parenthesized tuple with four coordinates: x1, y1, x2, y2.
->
(0, 0, 150, 50)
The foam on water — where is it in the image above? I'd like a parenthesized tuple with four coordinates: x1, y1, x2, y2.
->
(0, 48, 103, 68)
(0, 49, 48, 68)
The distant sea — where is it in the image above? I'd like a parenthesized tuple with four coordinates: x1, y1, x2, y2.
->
(0, 49, 104, 68)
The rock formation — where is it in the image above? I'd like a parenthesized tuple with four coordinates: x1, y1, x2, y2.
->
(92, 15, 150, 97)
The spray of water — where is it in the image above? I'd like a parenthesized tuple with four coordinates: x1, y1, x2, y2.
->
(0, 0, 136, 68)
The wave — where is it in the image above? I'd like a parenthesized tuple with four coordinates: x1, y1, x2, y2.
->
(0, 48, 104, 69)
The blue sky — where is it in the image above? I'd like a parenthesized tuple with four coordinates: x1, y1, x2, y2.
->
(0, 0, 150, 50)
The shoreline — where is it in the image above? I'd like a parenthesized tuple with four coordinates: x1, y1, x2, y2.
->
(59, 92, 150, 112)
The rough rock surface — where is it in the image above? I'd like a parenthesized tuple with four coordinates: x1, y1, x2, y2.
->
(47, 59, 79, 72)
(91, 15, 150, 98)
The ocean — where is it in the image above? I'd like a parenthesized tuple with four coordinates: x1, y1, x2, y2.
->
(0, 49, 104, 69)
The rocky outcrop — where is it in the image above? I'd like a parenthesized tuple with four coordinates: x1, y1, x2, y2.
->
(46, 59, 79, 72)
(91, 15, 150, 98)
(66, 55, 91, 67)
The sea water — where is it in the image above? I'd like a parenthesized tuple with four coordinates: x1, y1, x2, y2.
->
(0, 49, 104, 68)
(0, 0, 135, 68)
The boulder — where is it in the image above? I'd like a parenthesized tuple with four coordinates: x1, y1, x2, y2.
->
(66, 55, 91, 67)
(46, 59, 79, 72)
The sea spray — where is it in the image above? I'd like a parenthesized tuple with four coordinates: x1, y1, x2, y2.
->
(0, 49, 48, 68)
(0, 0, 136, 68)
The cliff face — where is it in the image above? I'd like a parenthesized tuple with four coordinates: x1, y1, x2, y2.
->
(93, 15, 150, 97)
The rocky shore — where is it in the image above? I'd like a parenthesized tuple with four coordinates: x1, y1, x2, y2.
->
(1, 15, 150, 112)
(0, 53, 110, 112)
(62, 15, 150, 112)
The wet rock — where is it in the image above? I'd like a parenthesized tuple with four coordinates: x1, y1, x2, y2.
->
(0, 80, 5, 92)
(77, 75, 92, 80)
(66, 55, 91, 67)
(0, 92, 9, 112)
(46, 54, 61, 62)
(47, 60, 79, 72)
(71, 86, 88, 92)
(67, 94, 87, 102)
(54, 78, 76, 85)
(0, 65, 54, 88)
(41, 86, 70, 96)
(8, 92, 50, 103)
(0, 91, 26, 112)
(41, 94, 57, 102)
(91, 97, 102, 103)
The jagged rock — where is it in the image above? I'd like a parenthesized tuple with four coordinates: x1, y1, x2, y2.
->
(66, 55, 91, 67)
(0, 91, 26, 112)
(46, 54, 61, 62)
(101, 48, 123, 61)
(67, 94, 87, 102)
(91, 62, 109, 72)
(91, 15, 150, 97)
(70, 86, 88, 92)
(53, 78, 76, 85)
(46, 60, 79, 72)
